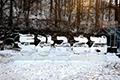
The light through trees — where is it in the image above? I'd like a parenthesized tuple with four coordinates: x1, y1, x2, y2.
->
(0, 0, 119, 34)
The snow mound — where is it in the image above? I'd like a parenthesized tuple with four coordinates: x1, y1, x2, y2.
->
(0, 47, 120, 80)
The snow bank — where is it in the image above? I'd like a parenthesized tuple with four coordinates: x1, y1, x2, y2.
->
(0, 59, 120, 80)
(0, 46, 120, 80)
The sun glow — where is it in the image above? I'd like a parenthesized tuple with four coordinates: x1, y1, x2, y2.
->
(84, 1, 90, 7)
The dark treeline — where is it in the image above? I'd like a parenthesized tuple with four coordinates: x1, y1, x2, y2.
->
(0, 0, 120, 35)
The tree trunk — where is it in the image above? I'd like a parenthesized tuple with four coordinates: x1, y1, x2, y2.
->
(118, 0, 120, 24)
(54, 0, 58, 30)
(9, 0, 13, 30)
(95, 0, 100, 28)
(115, 0, 118, 21)
(0, 0, 3, 26)
(76, 0, 81, 31)
(50, 0, 53, 18)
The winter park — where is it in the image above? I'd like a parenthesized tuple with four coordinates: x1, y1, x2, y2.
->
(0, 0, 120, 80)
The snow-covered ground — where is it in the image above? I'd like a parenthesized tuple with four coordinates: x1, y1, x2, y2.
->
(0, 35, 120, 80)
(0, 47, 120, 80)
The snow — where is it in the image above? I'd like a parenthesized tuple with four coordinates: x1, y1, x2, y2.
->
(74, 35, 88, 43)
(90, 36, 107, 53)
(57, 36, 68, 43)
(73, 35, 108, 54)
(19, 34, 107, 54)
(0, 47, 120, 80)
(72, 42, 89, 54)
(90, 43, 107, 53)
(38, 35, 46, 42)
(47, 36, 54, 44)
(90, 36, 107, 43)
(0, 35, 120, 80)
(19, 34, 34, 43)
